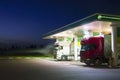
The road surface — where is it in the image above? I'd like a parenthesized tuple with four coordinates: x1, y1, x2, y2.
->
(0, 58, 120, 80)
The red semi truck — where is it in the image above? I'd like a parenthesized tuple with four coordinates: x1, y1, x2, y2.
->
(80, 36, 111, 66)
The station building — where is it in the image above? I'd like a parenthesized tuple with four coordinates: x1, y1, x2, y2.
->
(43, 13, 120, 65)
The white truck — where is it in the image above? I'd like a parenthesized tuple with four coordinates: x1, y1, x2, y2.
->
(53, 38, 75, 61)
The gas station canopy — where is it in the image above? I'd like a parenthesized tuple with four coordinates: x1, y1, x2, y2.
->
(43, 13, 120, 39)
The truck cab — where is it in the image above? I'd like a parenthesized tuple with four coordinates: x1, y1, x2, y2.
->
(80, 36, 108, 66)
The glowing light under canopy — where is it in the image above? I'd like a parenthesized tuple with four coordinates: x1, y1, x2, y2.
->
(49, 21, 112, 39)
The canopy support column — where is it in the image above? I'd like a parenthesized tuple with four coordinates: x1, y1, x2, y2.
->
(111, 24, 118, 66)
(74, 36, 78, 61)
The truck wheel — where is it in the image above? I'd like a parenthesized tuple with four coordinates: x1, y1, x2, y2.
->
(86, 62, 90, 66)
(85, 59, 91, 66)
(94, 59, 101, 66)
(61, 55, 68, 61)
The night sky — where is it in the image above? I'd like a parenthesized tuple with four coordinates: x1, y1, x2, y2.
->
(0, 0, 120, 44)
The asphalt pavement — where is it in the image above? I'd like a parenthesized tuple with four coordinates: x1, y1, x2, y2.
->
(0, 58, 120, 80)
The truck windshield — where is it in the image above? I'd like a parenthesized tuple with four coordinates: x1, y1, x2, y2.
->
(81, 44, 96, 51)
(81, 45, 89, 51)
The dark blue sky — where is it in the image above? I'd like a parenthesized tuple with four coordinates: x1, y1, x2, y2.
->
(0, 0, 120, 44)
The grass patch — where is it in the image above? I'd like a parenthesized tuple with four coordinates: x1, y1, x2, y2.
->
(0, 54, 53, 59)
(0, 48, 54, 59)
